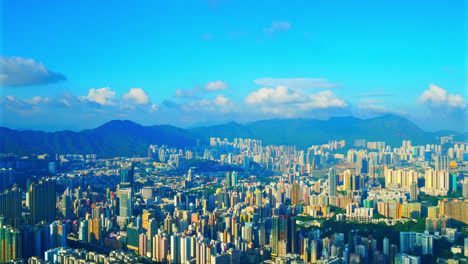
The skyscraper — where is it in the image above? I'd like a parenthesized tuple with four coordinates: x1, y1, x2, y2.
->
(187, 169, 192, 182)
(88, 218, 101, 244)
(435, 155, 449, 171)
(383, 237, 390, 264)
(0, 226, 22, 262)
(255, 189, 262, 207)
(464, 237, 468, 257)
(119, 188, 133, 218)
(328, 168, 337, 197)
(0, 186, 21, 227)
(410, 182, 418, 201)
(311, 240, 318, 263)
(291, 182, 300, 206)
(289, 216, 297, 254)
(231, 171, 238, 186)
(225, 172, 231, 187)
(120, 163, 135, 186)
(29, 179, 56, 225)
(463, 179, 468, 198)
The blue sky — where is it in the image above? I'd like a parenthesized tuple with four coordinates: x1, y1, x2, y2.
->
(0, 0, 466, 131)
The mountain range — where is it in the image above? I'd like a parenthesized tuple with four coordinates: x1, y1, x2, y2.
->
(0, 115, 464, 157)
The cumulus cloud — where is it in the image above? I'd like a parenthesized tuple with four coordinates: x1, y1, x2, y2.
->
(245, 86, 347, 116)
(0, 56, 66, 87)
(213, 94, 229, 106)
(302, 91, 348, 110)
(264, 21, 291, 33)
(122, 88, 150, 105)
(254, 77, 338, 89)
(84, 87, 116, 105)
(204, 80, 229, 91)
(245, 86, 304, 104)
(418, 83, 466, 108)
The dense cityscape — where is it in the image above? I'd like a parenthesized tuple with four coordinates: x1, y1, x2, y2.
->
(1, 1, 466, 264)
(0, 134, 467, 264)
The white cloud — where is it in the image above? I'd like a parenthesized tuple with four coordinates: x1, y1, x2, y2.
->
(246, 86, 304, 104)
(254, 77, 338, 89)
(24, 96, 53, 105)
(0, 56, 66, 87)
(264, 21, 291, 33)
(213, 94, 229, 106)
(204, 80, 229, 91)
(85, 87, 116, 105)
(122, 88, 150, 105)
(245, 86, 347, 116)
(418, 83, 466, 108)
(301, 90, 348, 110)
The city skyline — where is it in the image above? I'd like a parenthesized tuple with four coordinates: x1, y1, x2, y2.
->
(1, 0, 466, 132)
(1, 1, 468, 263)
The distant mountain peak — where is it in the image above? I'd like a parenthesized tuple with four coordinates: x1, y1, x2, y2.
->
(93, 120, 142, 130)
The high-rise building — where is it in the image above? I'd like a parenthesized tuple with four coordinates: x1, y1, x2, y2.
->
(328, 168, 337, 196)
(383, 237, 389, 264)
(49, 221, 67, 249)
(401, 203, 421, 218)
(78, 221, 88, 242)
(29, 179, 56, 225)
(464, 237, 468, 257)
(352, 175, 361, 191)
(439, 199, 468, 224)
(291, 182, 300, 206)
(410, 182, 418, 201)
(451, 173, 458, 192)
(164, 215, 173, 235)
(435, 155, 449, 171)
(171, 234, 180, 264)
(119, 188, 133, 218)
(225, 172, 231, 187)
(187, 169, 192, 182)
(88, 218, 101, 244)
(271, 215, 296, 256)
(146, 219, 158, 257)
(0, 186, 21, 227)
(231, 171, 238, 186)
(0, 226, 22, 262)
(255, 189, 262, 207)
(462, 179, 468, 198)
(126, 225, 140, 251)
(120, 164, 135, 186)
(289, 216, 297, 254)
(61, 193, 72, 218)
(343, 171, 352, 191)
(311, 240, 318, 263)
